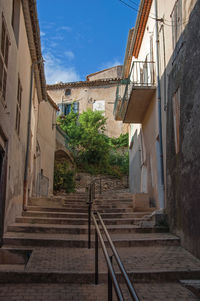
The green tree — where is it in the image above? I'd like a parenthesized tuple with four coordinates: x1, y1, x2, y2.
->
(58, 108, 129, 177)
(57, 109, 80, 151)
(58, 108, 109, 165)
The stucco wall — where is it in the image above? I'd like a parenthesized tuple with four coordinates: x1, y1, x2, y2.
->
(37, 100, 57, 196)
(166, 0, 200, 258)
(87, 66, 122, 81)
(0, 1, 34, 229)
(0, 1, 43, 231)
(48, 83, 127, 138)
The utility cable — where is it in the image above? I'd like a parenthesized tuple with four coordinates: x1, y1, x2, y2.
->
(126, 0, 140, 9)
(117, 0, 139, 13)
(117, 0, 190, 26)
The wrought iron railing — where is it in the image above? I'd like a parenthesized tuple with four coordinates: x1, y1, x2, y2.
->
(92, 211, 140, 301)
(114, 61, 155, 120)
(87, 176, 120, 248)
(86, 179, 140, 301)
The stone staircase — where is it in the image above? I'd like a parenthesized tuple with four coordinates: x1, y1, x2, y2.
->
(0, 192, 199, 300)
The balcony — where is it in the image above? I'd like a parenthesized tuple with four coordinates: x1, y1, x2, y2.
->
(114, 61, 156, 123)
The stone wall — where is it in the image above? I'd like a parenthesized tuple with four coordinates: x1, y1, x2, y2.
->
(48, 83, 128, 138)
(166, 1, 200, 259)
(75, 173, 128, 193)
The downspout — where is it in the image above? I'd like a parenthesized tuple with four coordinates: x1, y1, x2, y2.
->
(23, 59, 42, 210)
(155, 0, 165, 210)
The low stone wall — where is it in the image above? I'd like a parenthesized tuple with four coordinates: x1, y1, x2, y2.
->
(75, 173, 128, 193)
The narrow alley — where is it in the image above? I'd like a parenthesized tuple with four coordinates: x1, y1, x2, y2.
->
(0, 0, 200, 300)
(0, 190, 198, 300)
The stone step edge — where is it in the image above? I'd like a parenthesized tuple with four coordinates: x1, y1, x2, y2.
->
(3, 235, 179, 243)
(23, 210, 150, 216)
(0, 270, 199, 283)
(8, 222, 157, 229)
(3, 239, 180, 248)
(16, 216, 150, 222)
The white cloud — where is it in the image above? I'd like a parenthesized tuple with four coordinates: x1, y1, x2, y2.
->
(101, 59, 122, 70)
(51, 35, 64, 41)
(44, 52, 80, 84)
(59, 26, 72, 32)
(64, 51, 75, 60)
(40, 31, 46, 37)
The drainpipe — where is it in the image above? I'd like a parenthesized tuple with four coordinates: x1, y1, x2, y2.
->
(23, 59, 42, 211)
(155, 0, 165, 210)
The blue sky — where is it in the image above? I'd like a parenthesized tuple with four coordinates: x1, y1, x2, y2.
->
(37, 0, 140, 84)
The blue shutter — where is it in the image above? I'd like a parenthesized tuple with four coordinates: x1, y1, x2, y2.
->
(57, 103, 63, 116)
(73, 102, 79, 114)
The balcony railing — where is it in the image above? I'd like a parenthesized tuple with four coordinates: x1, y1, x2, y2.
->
(114, 61, 155, 122)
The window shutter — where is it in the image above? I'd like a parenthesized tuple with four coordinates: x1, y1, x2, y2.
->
(73, 102, 79, 113)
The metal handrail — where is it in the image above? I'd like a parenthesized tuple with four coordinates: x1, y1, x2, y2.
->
(96, 212, 139, 301)
(92, 212, 124, 301)
(87, 176, 120, 248)
(92, 211, 140, 301)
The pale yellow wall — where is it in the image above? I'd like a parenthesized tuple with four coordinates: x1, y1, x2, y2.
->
(88, 66, 122, 81)
(37, 100, 57, 196)
(0, 1, 40, 229)
(48, 84, 127, 138)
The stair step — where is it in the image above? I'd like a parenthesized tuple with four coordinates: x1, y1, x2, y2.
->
(26, 206, 135, 214)
(3, 232, 180, 248)
(22, 210, 149, 219)
(26, 206, 88, 213)
(7, 223, 168, 235)
(0, 246, 199, 284)
(16, 216, 151, 226)
(0, 282, 197, 301)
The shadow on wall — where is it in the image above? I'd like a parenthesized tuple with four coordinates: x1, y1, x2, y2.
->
(165, 1, 200, 259)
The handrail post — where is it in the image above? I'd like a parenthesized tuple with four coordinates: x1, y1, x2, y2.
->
(88, 185, 92, 249)
(95, 227, 98, 285)
(108, 255, 113, 301)
(93, 182, 95, 200)
(100, 178, 102, 195)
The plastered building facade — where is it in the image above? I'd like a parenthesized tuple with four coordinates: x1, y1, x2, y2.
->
(114, 0, 199, 258)
(47, 66, 128, 138)
(0, 0, 57, 242)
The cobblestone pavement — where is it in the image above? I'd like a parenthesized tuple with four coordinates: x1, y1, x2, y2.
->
(25, 246, 200, 273)
(0, 282, 198, 301)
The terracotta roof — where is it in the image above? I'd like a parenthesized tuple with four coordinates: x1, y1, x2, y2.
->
(123, 0, 153, 78)
(47, 94, 59, 111)
(132, 0, 153, 58)
(122, 28, 135, 78)
(47, 78, 121, 90)
(21, 0, 46, 102)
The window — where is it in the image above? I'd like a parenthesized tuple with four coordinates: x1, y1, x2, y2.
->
(171, 0, 182, 49)
(15, 77, 22, 135)
(0, 17, 10, 102)
(57, 102, 79, 116)
(172, 88, 180, 154)
(12, 0, 20, 46)
(65, 88, 71, 96)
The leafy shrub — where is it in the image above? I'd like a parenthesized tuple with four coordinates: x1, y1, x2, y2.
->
(54, 162, 75, 193)
(58, 109, 129, 178)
